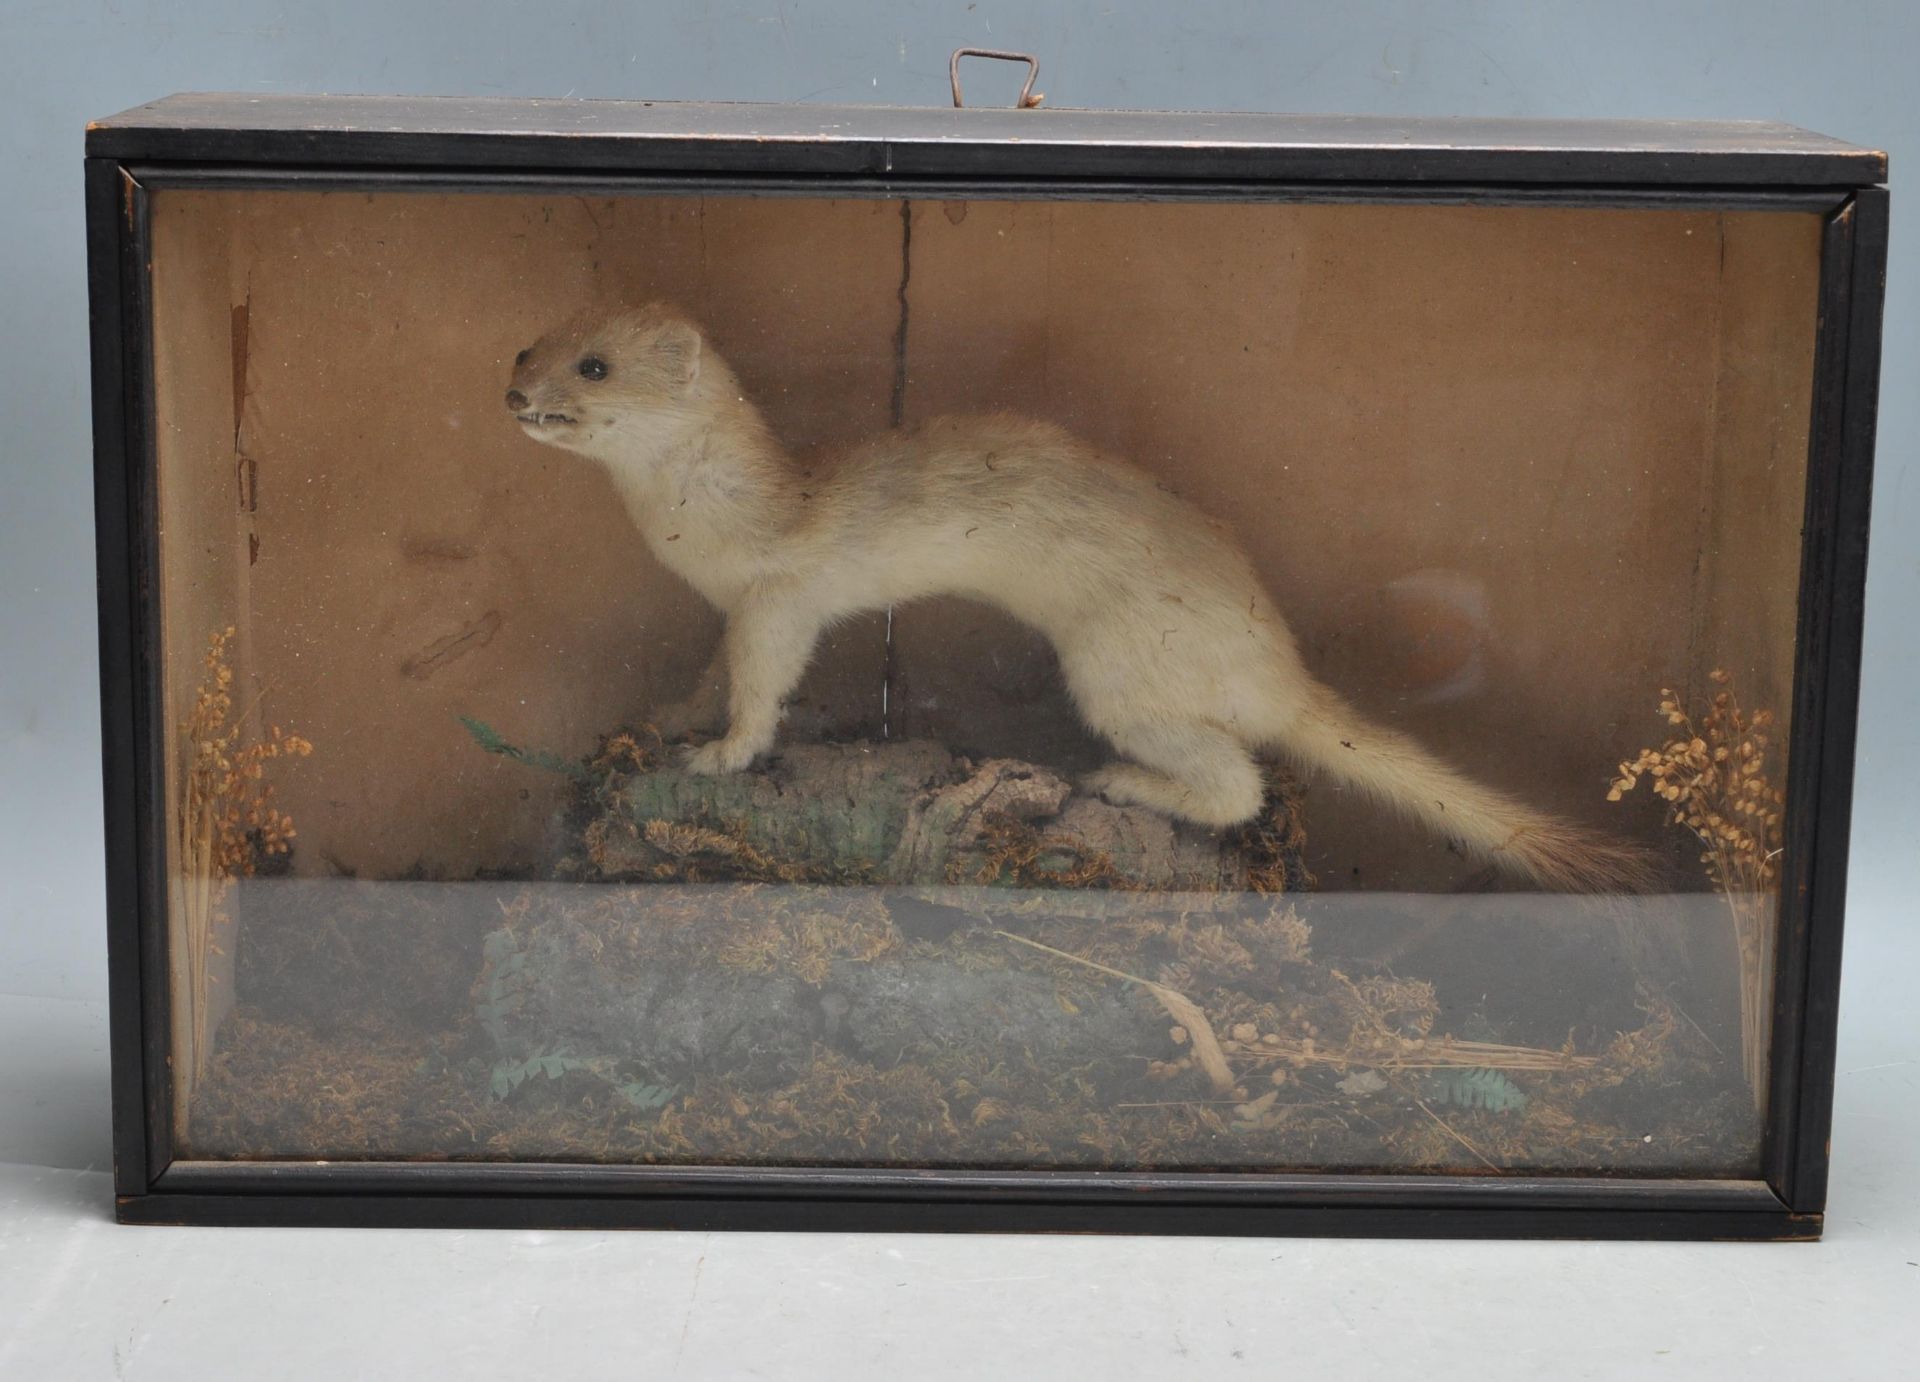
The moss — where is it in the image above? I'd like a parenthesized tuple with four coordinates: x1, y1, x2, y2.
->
(193, 732, 1759, 1176)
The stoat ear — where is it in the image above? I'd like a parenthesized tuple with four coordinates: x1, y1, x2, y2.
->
(653, 320, 703, 392)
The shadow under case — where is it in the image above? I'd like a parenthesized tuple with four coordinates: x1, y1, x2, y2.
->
(86, 94, 1887, 1238)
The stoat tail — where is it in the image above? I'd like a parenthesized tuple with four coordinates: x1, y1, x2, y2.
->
(1275, 681, 1657, 893)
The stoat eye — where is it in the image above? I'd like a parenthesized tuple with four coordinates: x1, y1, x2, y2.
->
(514, 348, 531, 367)
(578, 355, 609, 381)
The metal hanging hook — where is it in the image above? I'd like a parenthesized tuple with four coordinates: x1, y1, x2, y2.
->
(949, 49, 1045, 109)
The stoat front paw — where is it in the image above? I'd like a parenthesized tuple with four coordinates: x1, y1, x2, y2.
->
(681, 737, 759, 775)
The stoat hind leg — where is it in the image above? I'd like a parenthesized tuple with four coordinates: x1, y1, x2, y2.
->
(1085, 722, 1266, 830)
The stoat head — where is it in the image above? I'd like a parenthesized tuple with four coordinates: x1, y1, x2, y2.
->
(504, 304, 706, 457)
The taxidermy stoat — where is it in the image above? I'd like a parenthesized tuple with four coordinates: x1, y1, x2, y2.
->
(505, 305, 1648, 892)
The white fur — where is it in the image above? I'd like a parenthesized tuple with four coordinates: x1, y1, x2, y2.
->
(508, 306, 1649, 891)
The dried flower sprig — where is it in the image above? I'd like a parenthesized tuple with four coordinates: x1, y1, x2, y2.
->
(1607, 668, 1783, 1104)
(1607, 668, 1784, 892)
(179, 626, 312, 1086)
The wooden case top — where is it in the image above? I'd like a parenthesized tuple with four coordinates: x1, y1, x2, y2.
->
(88, 93, 1887, 187)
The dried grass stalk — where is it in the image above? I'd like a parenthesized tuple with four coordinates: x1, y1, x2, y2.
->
(1219, 1033, 1598, 1073)
(994, 930, 1237, 1093)
(996, 930, 1616, 1095)
(1610, 668, 1783, 1107)
(178, 627, 311, 1088)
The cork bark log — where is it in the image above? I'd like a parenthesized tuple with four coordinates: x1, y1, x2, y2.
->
(580, 739, 1299, 913)
(233, 739, 1305, 1094)
(475, 739, 1307, 1090)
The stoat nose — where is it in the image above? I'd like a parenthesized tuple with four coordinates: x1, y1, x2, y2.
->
(504, 388, 529, 412)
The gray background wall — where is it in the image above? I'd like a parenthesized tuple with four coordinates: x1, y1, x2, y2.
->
(1, 1, 1911, 1001)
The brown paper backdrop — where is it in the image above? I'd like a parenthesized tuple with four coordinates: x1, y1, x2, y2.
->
(149, 191, 1820, 892)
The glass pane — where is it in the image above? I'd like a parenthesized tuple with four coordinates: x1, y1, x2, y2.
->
(147, 189, 1819, 1174)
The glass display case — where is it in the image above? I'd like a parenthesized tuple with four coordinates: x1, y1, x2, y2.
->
(86, 92, 1886, 1237)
